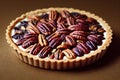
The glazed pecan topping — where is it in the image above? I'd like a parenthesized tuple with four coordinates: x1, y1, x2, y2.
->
(57, 28, 71, 34)
(26, 23, 40, 34)
(22, 37, 38, 48)
(49, 37, 62, 48)
(37, 22, 52, 35)
(72, 47, 84, 56)
(38, 34, 48, 46)
(65, 35, 76, 46)
(62, 49, 76, 59)
(49, 10, 58, 21)
(77, 42, 90, 54)
(66, 16, 75, 25)
(12, 9, 106, 60)
(30, 43, 41, 55)
(38, 46, 51, 58)
(50, 49, 64, 60)
(70, 31, 87, 40)
(61, 10, 71, 18)
(57, 16, 66, 24)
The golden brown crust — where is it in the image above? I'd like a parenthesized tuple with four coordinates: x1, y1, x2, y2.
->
(6, 8, 112, 70)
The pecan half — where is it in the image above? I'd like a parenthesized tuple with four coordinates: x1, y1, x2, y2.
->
(57, 16, 67, 24)
(57, 28, 71, 34)
(62, 49, 76, 59)
(70, 31, 87, 40)
(24, 45, 34, 53)
(87, 34, 102, 45)
(38, 34, 48, 46)
(24, 33, 38, 39)
(30, 43, 41, 55)
(66, 17, 75, 25)
(72, 47, 84, 56)
(50, 49, 64, 60)
(49, 10, 58, 21)
(38, 46, 51, 58)
(16, 38, 26, 46)
(37, 22, 52, 35)
(48, 20, 57, 31)
(22, 37, 38, 48)
(61, 10, 71, 18)
(57, 42, 69, 49)
(89, 25, 98, 31)
(68, 23, 88, 31)
(97, 27, 105, 33)
(65, 35, 76, 46)
(86, 40, 97, 50)
(49, 37, 62, 48)
(26, 22, 40, 34)
(77, 42, 90, 54)
(57, 23, 66, 29)
(46, 32, 59, 42)
(86, 17, 98, 25)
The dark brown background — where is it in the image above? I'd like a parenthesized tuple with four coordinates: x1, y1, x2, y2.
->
(0, 0, 120, 80)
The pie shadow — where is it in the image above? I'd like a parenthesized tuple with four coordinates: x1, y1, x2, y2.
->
(60, 32, 120, 72)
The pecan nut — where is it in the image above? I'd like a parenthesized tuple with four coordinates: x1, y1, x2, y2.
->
(38, 46, 51, 58)
(86, 17, 98, 24)
(57, 23, 66, 29)
(26, 22, 40, 34)
(66, 17, 75, 25)
(49, 37, 62, 48)
(77, 42, 90, 54)
(16, 38, 26, 46)
(24, 33, 38, 39)
(37, 22, 52, 35)
(38, 34, 48, 46)
(57, 16, 66, 24)
(86, 40, 97, 50)
(89, 25, 98, 31)
(61, 10, 71, 18)
(65, 35, 76, 46)
(62, 49, 76, 59)
(68, 23, 88, 31)
(46, 32, 59, 42)
(57, 28, 71, 34)
(49, 10, 58, 21)
(97, 27, 105, 33)
(87, 34, 102, 45)
(30, 43, 41, 55)
(57, 42, 69, 49)
(48, 20, 57, 31)
(72, 47, 84, 56)
(50, 49, 64, 60)
(22, 37, 38, 48)
(70, 31, 87, 40)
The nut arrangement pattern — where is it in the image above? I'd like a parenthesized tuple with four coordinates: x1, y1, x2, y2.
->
(11, 9, 106, 60)
(6, 8, 113, 70)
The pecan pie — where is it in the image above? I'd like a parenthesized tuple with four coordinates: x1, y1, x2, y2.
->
(6, 8, 112, 70)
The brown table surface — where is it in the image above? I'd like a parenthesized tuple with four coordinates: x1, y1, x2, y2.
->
(0, 0, 120, 80)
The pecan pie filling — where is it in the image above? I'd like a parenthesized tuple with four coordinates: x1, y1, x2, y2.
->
(11, 10, 105, 60)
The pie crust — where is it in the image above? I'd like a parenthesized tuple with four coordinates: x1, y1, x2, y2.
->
(6, 8, 112, 70)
